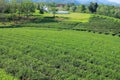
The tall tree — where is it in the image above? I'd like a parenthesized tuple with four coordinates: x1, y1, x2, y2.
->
(0, 0, 6, 22)
(37, 3, 44, 14)
(64, 4, 70, 11)
(51, 7, 58, 17)
(88, 2, 98, 13)
(76, 5, 86, 13)
(0, 0, 6, 13)
(21, 2, 36, 17)
(50, 3, 58, 17)
(71, 6, 77, 12)
(81, 5, 86, 13)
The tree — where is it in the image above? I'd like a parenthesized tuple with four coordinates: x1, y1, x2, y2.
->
(37, 3, 44, 14)
(64, 4, 70, 11)
(96, 5, 120, 18)
(114, 9, 120, 18)
(88, 2, 98, 13)
(21, 2, 36, 17)
(0, 0, 6, 13)
(0, 0, 8, 22)
(71, 6, 77, 12)
(17, 0, 23, 17)
(76, 5, 86, 13)
(81, 5, 86, 13)
(50, 3, 58, 17)
(4, 3, 11, 13)
(51, 7, 58, 17)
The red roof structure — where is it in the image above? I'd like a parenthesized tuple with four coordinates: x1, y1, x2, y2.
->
(56, 4, 66, 7)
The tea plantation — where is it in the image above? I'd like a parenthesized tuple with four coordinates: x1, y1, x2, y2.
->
(13, 13, 120, 36)
(0, 28, 120, 80)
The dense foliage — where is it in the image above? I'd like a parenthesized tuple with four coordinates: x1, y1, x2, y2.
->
(97, 5, 120, 18)
(88, 2, 98, 13)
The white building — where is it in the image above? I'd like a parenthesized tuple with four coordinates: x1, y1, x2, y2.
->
(43, 6, 49, 12)
(56, 11, 69, 14)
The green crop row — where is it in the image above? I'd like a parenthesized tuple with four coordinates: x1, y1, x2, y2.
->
(8, 14, 119, 37)
(0, 28, 120, 80)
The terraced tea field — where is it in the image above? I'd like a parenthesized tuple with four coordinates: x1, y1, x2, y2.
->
(43, 13, 91, 22)
(0, 28, 120, 80)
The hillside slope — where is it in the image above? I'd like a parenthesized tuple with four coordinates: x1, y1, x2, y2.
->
(15, 13, 120, 36)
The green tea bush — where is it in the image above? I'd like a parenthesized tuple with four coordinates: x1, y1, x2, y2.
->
(0, 28, 120, 80)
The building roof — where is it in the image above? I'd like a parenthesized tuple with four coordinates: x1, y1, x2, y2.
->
(56, 11, 69, 14)
(56, 4, 66, 7)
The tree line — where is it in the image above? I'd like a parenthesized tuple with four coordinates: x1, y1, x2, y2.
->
(63, 2, 120, 18)
(0, 0, 120, 21)
(0, 0, 36, 22)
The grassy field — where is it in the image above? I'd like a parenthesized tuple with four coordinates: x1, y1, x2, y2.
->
(0, 12, 90, 27)
(0, 12, 120, 80)
(43, 13, 91, 22)
(15, 13, 120, 37)
(0, 13, 120, 36)
(0, 28, 120, 80)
